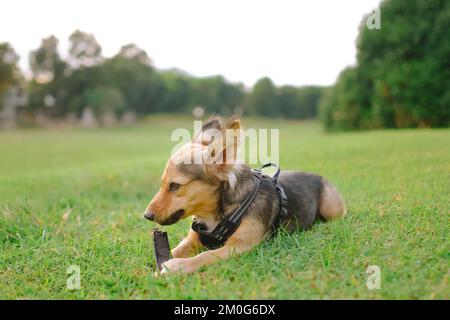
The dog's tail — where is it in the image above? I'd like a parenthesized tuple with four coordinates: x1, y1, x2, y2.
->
(319, 181, 347, 220)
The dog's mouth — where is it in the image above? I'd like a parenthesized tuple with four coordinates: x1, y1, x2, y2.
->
(159, 209, 186, 226)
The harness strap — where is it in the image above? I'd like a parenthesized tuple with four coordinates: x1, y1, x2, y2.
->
(192, 163, 288, 249)
(261, 163, 288, 219)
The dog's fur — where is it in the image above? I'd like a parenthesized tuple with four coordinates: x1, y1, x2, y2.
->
(144, 117, 346, 274)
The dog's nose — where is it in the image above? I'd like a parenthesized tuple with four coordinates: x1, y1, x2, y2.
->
(144, 211, 155, 221)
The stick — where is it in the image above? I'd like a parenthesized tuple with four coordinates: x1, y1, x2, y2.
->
(152, 228, 171, 271)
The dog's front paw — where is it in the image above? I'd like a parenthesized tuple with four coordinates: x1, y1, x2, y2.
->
(161, 258, 196, 275)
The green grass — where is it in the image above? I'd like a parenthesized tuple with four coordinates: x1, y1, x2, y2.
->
(0, 116, 449, 299)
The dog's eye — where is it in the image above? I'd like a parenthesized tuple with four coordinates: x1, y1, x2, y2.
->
(169, 183, 181, 192)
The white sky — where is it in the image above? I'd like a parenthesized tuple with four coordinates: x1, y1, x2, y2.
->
(0, 0, 381, 87)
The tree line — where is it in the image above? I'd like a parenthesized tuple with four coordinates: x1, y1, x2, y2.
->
(2, 0, 447, 130)
(320, 0, 450, 130)
(0, 30, 324, 125)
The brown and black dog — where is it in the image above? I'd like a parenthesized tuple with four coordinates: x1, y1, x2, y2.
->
(144, 117, 346, 275)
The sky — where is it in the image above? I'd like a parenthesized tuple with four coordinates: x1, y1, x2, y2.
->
(0, 0, 381, 87)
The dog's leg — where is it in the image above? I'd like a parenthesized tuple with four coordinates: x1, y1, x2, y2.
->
(171, 230, 203, 258)
(161, 218, 265, 275)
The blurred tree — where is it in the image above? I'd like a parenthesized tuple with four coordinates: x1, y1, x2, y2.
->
(61, 32, 112, 116)
(83, 86, 125, 115)
(157, 69, 191, 113)
(102, 50, 162, 114)
(189, 76, 244, 114)
(278, 85, 300, 118)
(61, 64, 108, 116)
(321, 0, 450, 130)
(68, 30, 103, 68)
(279, 85, 324, 119)
(0, 43, 20, 99)
(28, 36, 68, 115)
(117, 43, 152, 66)
(219, 81, 245, 115)
(29, 36, 66, 82)
(358, 0, 450, 128)
(319, 67, 373, 131)
(247, 77, 279, 117)
(298, 86, 324, 119)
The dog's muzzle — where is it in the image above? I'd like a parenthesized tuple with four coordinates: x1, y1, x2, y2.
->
(144, 209, 185, 225)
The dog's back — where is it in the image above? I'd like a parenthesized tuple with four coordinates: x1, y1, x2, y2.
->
(279, 171, 346, 232)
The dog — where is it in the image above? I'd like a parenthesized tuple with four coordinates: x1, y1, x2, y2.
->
(144, 116, 346, 275)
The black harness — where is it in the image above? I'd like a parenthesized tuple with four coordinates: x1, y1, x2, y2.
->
(191, 163, 288, 249)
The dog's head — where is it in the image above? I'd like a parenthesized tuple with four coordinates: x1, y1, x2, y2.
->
(144, 117, 242, 225)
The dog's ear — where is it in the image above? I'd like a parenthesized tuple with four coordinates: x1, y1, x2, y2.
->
(203, 117, 242, 179)
(192, 117, 222, 146)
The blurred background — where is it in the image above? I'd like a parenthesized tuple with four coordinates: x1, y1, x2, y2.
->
(0, 0, 447, 131)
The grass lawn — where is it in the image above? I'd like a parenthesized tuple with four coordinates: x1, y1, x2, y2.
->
(0, 116, 448, 299)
